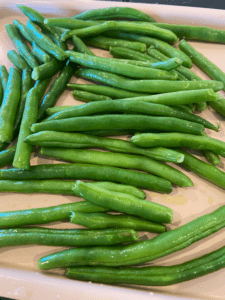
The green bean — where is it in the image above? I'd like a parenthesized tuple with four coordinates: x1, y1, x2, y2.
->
(72, 90, 112, 102)
(93, 182, 146, 199)
(154, 23, 225, 43)
(82, 35, 146, 52)
(67, 83, 150, 98)
(71, 35, 95, 56)
(208, 98, 225, 118)
(0, 163, 180, 191)
(66, 51, 178, 80)
(0, 67, 21, 143)
(76, 68, 223, 93)
(201, 132, 221, 166)
(0, 65, 9, 93)
(13, 87, 40, 170)
(37, 61, 76, 121)
(179, 39, 225, 91)
(40, 147, 192, 187)
(74, 181, 173, 223)
(73, 7, 156, 22)
(7, 50, 30, 71)
(44, 18, 96, 30)
(44, 100, 218, 131)
(0, 144, 16, 168)
(13, 68, 33, 138)
(32, 42, 51, 63)
(131, 132, 225, 158)
(32, 59, 64, 81)
(18, 5, 67, 51)
(31, 114, 205, 136)
(5, 23, 39, 69)
(0, 227, 138, 247)
(24, 131, 186, 164)
(13, 19, 33, 44)
(0, 200, 108, 228)
(0, 84, 3, 107)
(66, 246, 225, 285)
(61, 21, 178, 44)
(47, 106, 75, 115)
(176, 149, 225, 189)
(26, 20, 67, 61)
(70, 211, 166, 233)
(38, 205, 225, 269)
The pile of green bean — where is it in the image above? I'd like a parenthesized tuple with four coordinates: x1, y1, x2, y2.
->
(0, 3, 224, 290)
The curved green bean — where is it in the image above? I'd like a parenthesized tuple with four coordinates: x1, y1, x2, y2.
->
(38, 205, 225, 269)
(24, 131, 186, 164)
(66, 50, 178, 80)
(40, 147, 192, 187)
(75, 68, 223, 93)
(44, 99, 218, 131)
(72, 90, 112, 102)
(130, 132, 225, 158)
(71, 35, 95, 56)
(0, 201, 108, 228)
(70, 211, 166, 233)
(73, 7, 156, 22)
(0, 227, 138, 247)
(0, 67, 21, 143)
(66, 246, 225, 285)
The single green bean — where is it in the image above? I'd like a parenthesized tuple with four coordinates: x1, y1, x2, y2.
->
(201, 132, 221, 166)
(131, 132, 225, 158)
(37, 61, 76, 121)
(32, 59, 64, 81)
(7, 50, 30, 71)
(66, 50, 178, 80)
(13, 87, 40, 170)
(0, 144, 16, 168)
(154, 23, 225, 43)
(0, 200, 108, 228)
(176, 149, 225, 189)
(66, 246, 225, 286)
(209, 98, 225, 118)
(0, 67, 21, 143)
(44, 18, 96, 30)
(73, 7, 156, 22)
(32, 42, 51, 63)
(72, 90, 112, 102)
(44, 99, 218, 131)
(70, 211, 166, 233)
(31, 114, 205, 136)
(0, 65, 9, 93)
(13, 19, 33, 44)
(0, 163, 181, 191)
(73, 181, 173, 223)
(82, 35, 146, 52)
(5, 24, 39, 69)
(61, 21, 178, 44)
(179, 39, 225, 91)
(71, 35, 95, 56)
(76, 68, 223, 93)
(40, 147, 192, 188)
(67, 83, 150, 98)
(38, 205, 225, 269)
(0, 227, 138, 247)
(24, 131, 186, 164)
(26, 20, 67, 61)
(46, 106, 75, 115)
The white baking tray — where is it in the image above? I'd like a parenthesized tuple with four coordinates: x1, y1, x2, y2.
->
(0, 1, 224, 299)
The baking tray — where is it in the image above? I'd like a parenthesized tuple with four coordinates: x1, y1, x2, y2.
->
(0, 1, 224, 299)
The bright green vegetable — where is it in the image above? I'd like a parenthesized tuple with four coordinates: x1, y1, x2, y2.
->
(40, 147, 192, 187)
(0, 67, 21, 143)
(13, 19, 33, 44)
(70, 211, 166, 233)
(32, 42, 52, 63)
(7, 50, 30, 71)
(73, 7, 156, 22)
(24, 131, 186, 164)
(0, 227, 138, 247)
(71, 35, 95, 56)
(72, 90, 112, 102)
(66, 246, 225, 286)
(209, 98, 225, 118)
(76, 68, 223, 93)
(130, 132, 225, 158)
(66, 50, 178, 80)
(32, 59, 64, 81)
(0, 144, 17, 168)
(38, 205, 225, 269)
